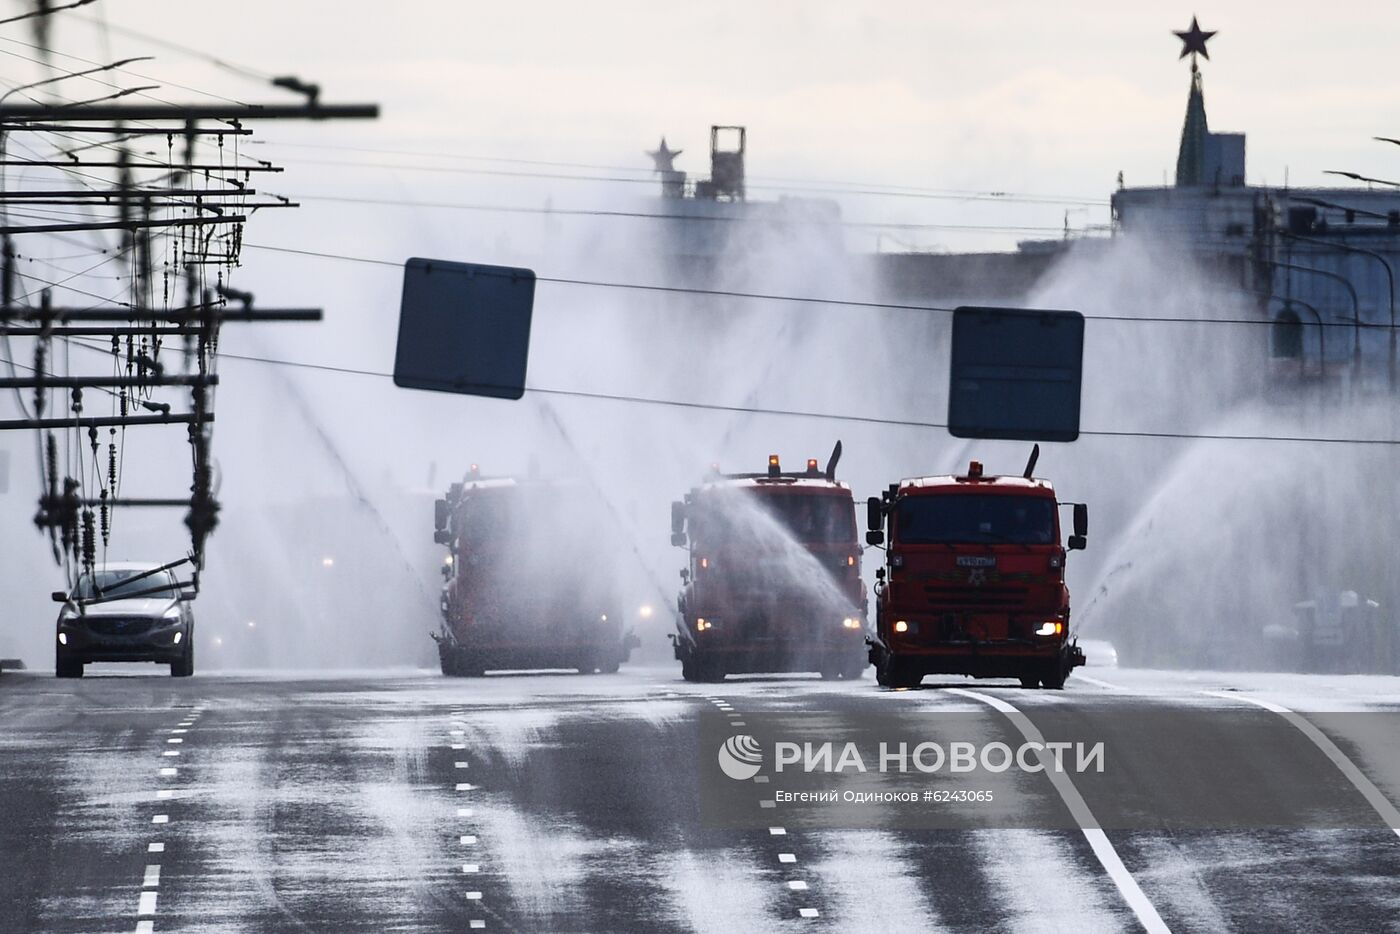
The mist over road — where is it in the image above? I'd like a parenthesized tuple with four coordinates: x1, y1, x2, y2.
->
(2, 666, 1398, 933)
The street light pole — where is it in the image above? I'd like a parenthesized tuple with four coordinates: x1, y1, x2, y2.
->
(1282, 233, 1396, 389)
(1269, 260, 1362, 369)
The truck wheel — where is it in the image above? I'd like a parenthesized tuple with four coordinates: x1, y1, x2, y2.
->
(681, 658, 700, 682)
(840, 657, 867, 680)
(599, 659, 621, 674)
(1019, 674, 1039, 689)
(819, 665, 841, 680)
(1041, 660, 1068, 690)
(55, 651, 83, 679)
(876, 654, 918, 688)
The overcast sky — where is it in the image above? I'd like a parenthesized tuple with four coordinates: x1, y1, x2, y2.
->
(8, 1, 1400, 252)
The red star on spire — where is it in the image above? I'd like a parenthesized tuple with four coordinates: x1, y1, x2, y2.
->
(1174, 16, 1216, 60)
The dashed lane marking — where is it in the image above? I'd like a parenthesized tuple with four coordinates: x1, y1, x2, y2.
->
(461, 835, 478, 845)
(147, 843, 163, 853)
(457, 808, 474, 817)
(456, 782, 476, 791)
(787, 881, 808, 891)
(159, 767, 177, 777)
(778, 853, 797, 863)
(462, 863, 481, 874)
(769, 827, 786, 835)
(1203, 690, 1400, 840)
(151, 814, 169, 825)
(142, 865, 161, 888)
(137, 891, 157, 916)
(947, 687, 1172, 934)
(799, 907, 819, 919)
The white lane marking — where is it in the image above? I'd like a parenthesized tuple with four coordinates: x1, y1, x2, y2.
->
(166, 738, 183, 744)
(151, 814, 169, 825)
(159, 768, 177, 777)
(170, 728, 188, 734)
(455, 761, 470, 769)
(1076, 674, 1124, 691)
(135, 922, 154, 934)
(947, 687, 1172, 934)
(156, 790, 173, 800)
(462, 863, 480, 873)
(732, 721, 747, 727)
(162, 751, 179, 757)
(469, 921, 485, 929)
(799, 908, 819, 918)
(457, 808, 475, 817)
(778, 853, 797, 863)
(142, 865, 161, 888)
(769, 827, 786, 835)
(1203, 690, 1400, 840)
(456, 783, 476, 791)
(450, 730, 465, 737)
(460, 835, 478, 845)
(451, 744, 466, 750)
(787, 880, 808, 891)
(147, 843, 164, 853)
(465, 891, 483, 900)
(137, 890, 157, 916)
(759, 800, 776, 809)
(753, 775, 769, 784)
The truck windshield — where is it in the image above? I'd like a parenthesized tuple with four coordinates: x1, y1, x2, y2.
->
(895, 495, 1056, 545)
(694, 492, 855, 545)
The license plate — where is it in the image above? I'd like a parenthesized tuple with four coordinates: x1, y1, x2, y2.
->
(956, 556, 997, 568)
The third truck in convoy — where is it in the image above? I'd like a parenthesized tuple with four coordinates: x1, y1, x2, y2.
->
(864, 446, 1088, 689)
(669, 444, 867, 682)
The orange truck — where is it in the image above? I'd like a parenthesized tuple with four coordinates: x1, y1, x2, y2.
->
(669, 444, 867, 682)
(432, 468, 637, 676)
(864, 447, 1087, 689)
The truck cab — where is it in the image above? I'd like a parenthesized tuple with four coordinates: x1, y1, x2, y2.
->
(866, 457, 1087, 689)
(669, 444, 867, 682)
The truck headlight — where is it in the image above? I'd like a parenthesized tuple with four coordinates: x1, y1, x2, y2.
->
(893, 620, 916, 634)
(842, 617, 861, 629)
(1035, 621, 1064, 637)
(697, 617, 720, 632)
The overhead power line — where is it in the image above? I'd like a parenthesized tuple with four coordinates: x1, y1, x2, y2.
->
(44, 339, 1400, 448)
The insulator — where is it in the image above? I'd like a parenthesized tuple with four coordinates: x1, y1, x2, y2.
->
(70, 387, 83, 416)
(99, 490, 110, 546)
(81, 509, 96, 571)
(44, 433, 58, 499)
(107, 441, 117, 488)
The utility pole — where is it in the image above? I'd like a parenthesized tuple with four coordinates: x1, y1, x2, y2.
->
(0, 7, 378, 596)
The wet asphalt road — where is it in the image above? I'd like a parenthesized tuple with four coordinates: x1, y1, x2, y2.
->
(1, 665, 1398, 934)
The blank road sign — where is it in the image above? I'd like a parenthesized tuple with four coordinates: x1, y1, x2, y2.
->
(948, 306, 1084, 442)
(393, 258, 535, 400)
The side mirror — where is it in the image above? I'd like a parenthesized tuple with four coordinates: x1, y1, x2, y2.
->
(441, 565, 452, 579)
(875, 568, 886, 581)
(670, 500, 686, 536)
(866, 529, 885, 546)
(434, 498, 449, 532)
(51, 591, 68, 603)
(179, 589, 197, 601)
(1073, 503, 1088, 538)
(1067, 535, 1087, 551)
(679, 568, 690, 584)
(670, 532, 687, 548)
(866, 496, 883, 532)
(433, 529, 452, 545)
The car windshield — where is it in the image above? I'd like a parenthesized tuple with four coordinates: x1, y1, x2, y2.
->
(693, 491, 855, 545)
(895, 494, 1056, 545)
(73, 568, 178, 600)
